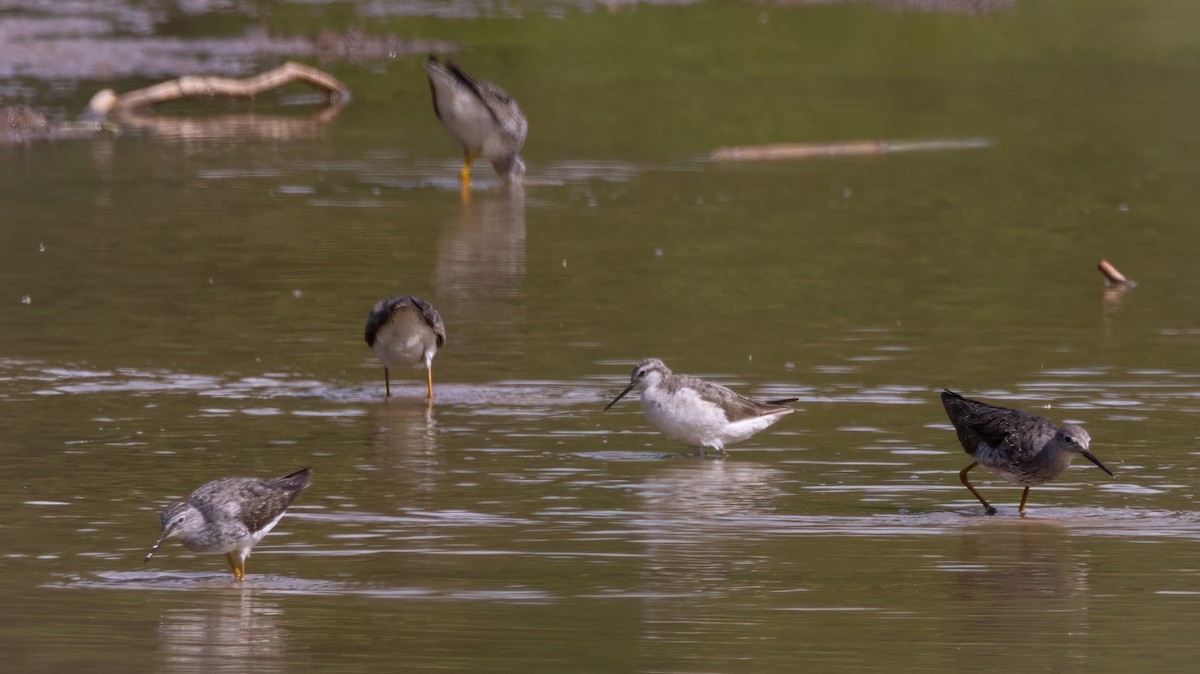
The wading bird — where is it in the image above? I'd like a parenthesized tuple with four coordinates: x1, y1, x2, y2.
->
(604, 358, 797, 456)
(941, 389, 1112, 516)
(145, 467, 312, 580)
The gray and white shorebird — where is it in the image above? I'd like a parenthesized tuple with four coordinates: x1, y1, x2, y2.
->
(365, 295, 446, 399)
(941, 389, 1113, 516)
(424, 55, 528, 187)
(145, 467, 312, 580)
(604, 358, 798, 456)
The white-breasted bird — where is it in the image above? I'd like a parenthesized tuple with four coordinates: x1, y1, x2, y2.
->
(604, 358, 797, 455)
(365, 295, 446, 399)
(145, 467, 312, 580)
(425, 55, 528, 187)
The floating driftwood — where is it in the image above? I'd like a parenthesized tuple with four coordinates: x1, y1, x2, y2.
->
(1098, 259, 1136, 288)
(710, 138, 991, 161)
(86, 61, 349, 117)
(3, 62, 349, 144)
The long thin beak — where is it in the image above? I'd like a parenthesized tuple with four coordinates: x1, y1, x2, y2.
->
(603, 382, 637, 412)
(1082, 450, 1114, 477)
(144, 528, 172, 563)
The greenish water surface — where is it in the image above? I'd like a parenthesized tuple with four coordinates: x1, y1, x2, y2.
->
(2, 0, 1199, 671)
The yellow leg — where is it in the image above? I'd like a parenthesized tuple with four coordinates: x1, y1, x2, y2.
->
(1018, 487, 1031, 517)
(426, 365, 434, 399)
(459, 155, 473, 186)
(384, 367, 391, 399)
(225, 553, 245, 581)
(960, 461, 997, 515)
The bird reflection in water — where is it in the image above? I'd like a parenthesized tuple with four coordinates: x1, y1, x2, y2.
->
(370, 401, 441, 498)
(633, 462, 788, 661)
(156, 589, 289, 673)
(433, 187, 526, 368)
(943, 520, 1091, 667)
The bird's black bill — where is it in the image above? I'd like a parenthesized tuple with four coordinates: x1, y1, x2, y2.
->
(1082, 450, 1114, 477)
(603, 383, 637, 412)
(144, 532, 168, 558)
(144, 529, 170, 563)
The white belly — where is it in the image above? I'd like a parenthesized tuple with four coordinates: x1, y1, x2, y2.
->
(372, 310, 434, 370)
(435, 88, 506, 159)
(640, 388, 782, 450)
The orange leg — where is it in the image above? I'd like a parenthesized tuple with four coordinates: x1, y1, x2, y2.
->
(459, 151, 477, 203)
(225, 553, 245, 581)
(960, 461, 997, 515)
(1018, 487, 1031, 517)
(426, 365, 434, 400)
(459, 153, 473, 187)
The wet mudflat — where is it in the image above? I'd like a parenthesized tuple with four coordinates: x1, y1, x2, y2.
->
(2, 0, 1200, 671)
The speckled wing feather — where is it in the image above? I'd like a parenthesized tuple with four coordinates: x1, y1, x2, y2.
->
(673, 375, 793, 423)
(444, 60, 528, 149)
(407, 296, 447, 348)
(364, 296, 404, 347)
(189, 468, 311, 535)
(364, 296, 446, 348)
(941, 390, 1056, 457)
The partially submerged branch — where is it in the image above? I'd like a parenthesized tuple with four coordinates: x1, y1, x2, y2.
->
(1098, 259, 1136, 288)
(86, 61, 350, 117)
(710, 138, 991, 161)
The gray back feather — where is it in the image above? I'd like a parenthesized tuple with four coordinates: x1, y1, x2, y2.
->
(364, 295, 446, 348)
(188, 467, 312, 535)
(941, 390, 1057, 458)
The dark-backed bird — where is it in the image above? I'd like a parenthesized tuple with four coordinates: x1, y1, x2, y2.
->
(604, 358, 797, 456)
(941, 389, 1112, 516)
(364, 295, 446, 399)
(424, 55, 528, 187)
(145, 467, 312, 580)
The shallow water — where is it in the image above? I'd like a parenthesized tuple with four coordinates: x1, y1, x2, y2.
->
(3, 0, 1200, 671)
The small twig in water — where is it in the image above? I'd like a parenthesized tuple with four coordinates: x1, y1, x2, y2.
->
(1098, 259, 1136, 288)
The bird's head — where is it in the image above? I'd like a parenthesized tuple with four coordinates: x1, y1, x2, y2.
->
(604, 358, 671, 411)
(493, 155, 525, 183)
(144, 501, 197, 563)
(1052, 424, 1113, 476)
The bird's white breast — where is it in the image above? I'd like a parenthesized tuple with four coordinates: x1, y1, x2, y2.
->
(639, 384, 783, 449)
(372, 310, 435, 369)
(434, 86, 505, 158)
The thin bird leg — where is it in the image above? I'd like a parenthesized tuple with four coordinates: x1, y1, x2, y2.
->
(225, 553, 245, 581)
(384, 367, 391, 398)
(1018, 487, 1031, 517)
(459, 152, 473, 186)
(960, 461, 997, 516)
(426, 365, 434, 400)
